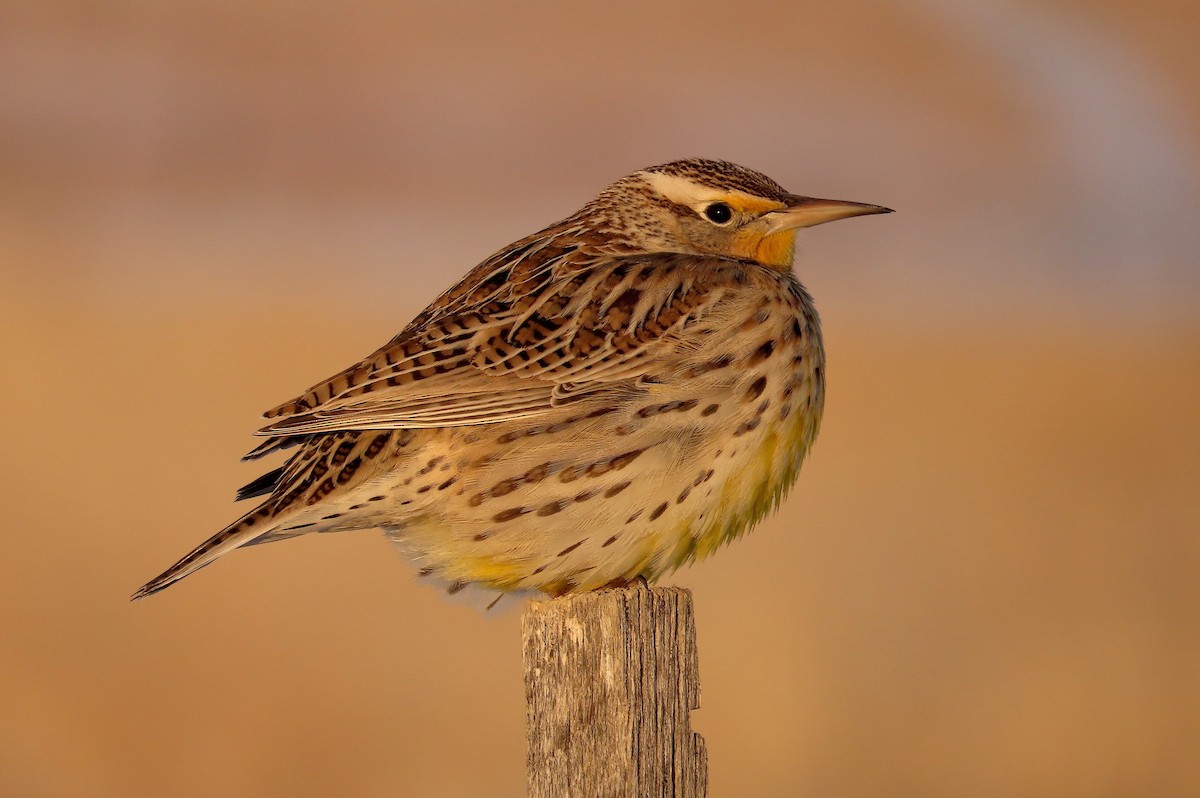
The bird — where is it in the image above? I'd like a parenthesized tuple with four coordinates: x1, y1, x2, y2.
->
(133, 158, 890, 602)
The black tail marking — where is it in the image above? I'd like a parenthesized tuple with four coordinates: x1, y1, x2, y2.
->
(235, 467, 284, 501)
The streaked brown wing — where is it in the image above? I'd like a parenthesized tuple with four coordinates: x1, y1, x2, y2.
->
(256, 250, 744, 437)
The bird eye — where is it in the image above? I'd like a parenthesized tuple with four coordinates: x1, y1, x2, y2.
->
(703, 202, 733, 225)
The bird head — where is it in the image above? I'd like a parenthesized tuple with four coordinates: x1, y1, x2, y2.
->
(587, 158, 891, 270)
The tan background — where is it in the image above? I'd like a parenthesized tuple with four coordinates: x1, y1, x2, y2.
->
(2, 1, 1198, 795)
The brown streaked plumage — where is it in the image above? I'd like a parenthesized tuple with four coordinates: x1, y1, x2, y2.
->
(133, 158, 890, 602)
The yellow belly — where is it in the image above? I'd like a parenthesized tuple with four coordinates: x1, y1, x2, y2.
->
(381, 276, 826, 596)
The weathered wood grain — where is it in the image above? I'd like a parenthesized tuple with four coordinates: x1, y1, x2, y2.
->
(523, 584, 707, 798)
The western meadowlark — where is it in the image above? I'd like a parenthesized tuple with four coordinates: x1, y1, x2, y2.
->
(133, 158, 889, 602)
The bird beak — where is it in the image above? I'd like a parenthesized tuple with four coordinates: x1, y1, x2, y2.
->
(762, 195, 893, 233)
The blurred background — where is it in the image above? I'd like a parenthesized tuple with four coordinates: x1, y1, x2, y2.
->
(2, 1, 1197, 795)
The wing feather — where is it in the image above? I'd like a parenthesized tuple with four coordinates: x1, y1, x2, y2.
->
(256, 249, 749, 437)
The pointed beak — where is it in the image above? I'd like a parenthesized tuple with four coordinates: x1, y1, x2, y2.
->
(763, 195, 893, 233)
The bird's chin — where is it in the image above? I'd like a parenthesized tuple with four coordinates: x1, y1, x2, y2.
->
(734, 229, 797, 270)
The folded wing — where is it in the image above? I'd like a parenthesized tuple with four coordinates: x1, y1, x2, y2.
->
(256, 250, 742, 438)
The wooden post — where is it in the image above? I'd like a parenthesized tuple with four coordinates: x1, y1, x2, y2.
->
(522, 583, 708, 798)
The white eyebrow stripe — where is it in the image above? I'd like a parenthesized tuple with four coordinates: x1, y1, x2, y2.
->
(638, 171, 726, 205)
(637, 171, 782, 211)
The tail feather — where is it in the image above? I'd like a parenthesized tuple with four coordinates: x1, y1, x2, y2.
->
(131, 505, 275, 600)
(234, 467, 284, 501)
